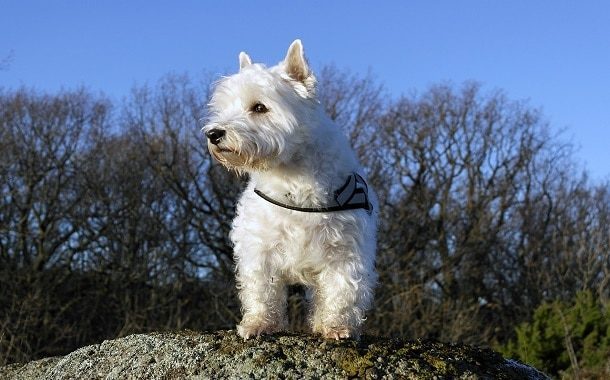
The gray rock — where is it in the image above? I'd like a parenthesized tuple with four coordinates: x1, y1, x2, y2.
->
(0, 330, 549, 379)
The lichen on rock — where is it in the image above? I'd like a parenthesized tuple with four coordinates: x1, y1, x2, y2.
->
(0, 330, 549, 379)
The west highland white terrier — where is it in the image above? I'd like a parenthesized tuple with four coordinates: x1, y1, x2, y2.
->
(203, 40, 378, 340)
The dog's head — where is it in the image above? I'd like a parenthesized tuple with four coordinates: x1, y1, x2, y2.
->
(203, 40, 318, 172)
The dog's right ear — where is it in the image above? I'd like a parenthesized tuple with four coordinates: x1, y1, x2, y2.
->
(282, 39, 317, 97)
(239, 52, 252, 71)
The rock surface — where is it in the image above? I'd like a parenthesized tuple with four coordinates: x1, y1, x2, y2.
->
(1, 330, 549, 379)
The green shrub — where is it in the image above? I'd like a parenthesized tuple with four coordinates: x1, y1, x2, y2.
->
(500, 291, 610, 378)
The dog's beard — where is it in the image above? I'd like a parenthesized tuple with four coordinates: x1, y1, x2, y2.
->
(208, 143, 270, 172)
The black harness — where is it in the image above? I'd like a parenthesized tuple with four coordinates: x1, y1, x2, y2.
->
(254, 173, 373, 214)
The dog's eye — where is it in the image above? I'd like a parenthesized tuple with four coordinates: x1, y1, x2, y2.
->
(251, 103, 269, 113)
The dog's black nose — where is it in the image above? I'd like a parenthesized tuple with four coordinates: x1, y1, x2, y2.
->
(206, 128, 226, 145)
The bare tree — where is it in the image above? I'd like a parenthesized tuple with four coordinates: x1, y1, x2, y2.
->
(1, 69, 608, 365)
(0, 88, 112, 362)
(355, 83, 609, 345)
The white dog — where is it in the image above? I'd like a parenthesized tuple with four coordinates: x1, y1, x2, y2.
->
(203, 40, 378, 340)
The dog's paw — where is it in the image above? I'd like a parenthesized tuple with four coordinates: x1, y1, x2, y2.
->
(236, 321, 279, 340)
(322, 326, 352, 341)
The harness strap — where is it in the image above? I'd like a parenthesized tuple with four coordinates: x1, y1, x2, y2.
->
(253, 173, 372, 213)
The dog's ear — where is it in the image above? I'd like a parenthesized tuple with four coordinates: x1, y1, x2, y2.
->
(283, 39, 316, 95)
(284, 40, 309, 81)
(239, 52, 252, 71)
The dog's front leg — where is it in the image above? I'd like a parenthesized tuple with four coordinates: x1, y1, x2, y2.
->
(310, 260, 375, 340)
(235, 261, 287, 340)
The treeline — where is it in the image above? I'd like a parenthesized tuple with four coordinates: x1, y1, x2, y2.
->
(1, 69, 608, 377)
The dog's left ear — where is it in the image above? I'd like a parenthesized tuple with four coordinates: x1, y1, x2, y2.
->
(283, 39, 316, 96)
(239, 52, 252, 71)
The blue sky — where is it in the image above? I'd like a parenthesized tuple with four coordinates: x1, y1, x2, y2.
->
(2, 1, 609, 181)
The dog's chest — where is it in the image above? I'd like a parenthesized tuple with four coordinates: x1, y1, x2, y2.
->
(260, 205, 321, 251)
(233, 176, 353, 279)
(265, 210, 326, 279)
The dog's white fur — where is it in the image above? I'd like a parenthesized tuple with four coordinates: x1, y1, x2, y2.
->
(203, 40, 378, 340)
